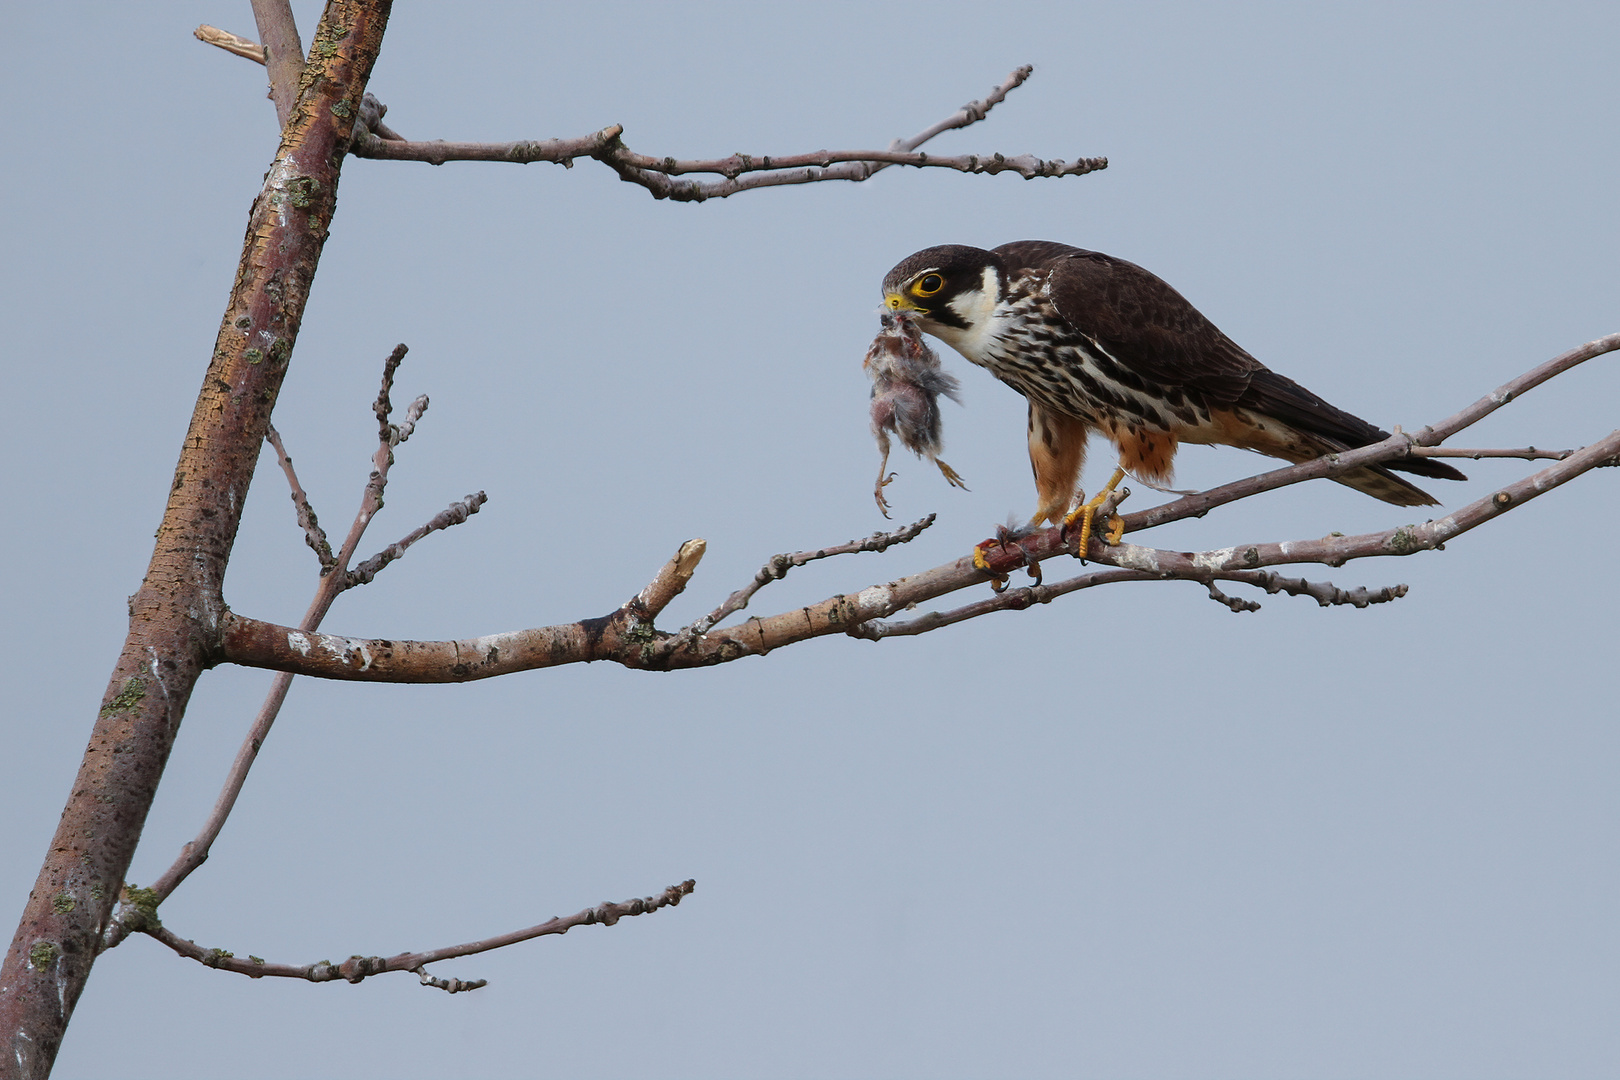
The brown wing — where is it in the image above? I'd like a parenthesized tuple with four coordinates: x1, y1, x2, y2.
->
(994, 241, 1260, 409)
(992, 241, 1466, 491)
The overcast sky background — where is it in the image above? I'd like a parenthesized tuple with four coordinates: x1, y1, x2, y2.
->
(3, 3, 1618, 1078)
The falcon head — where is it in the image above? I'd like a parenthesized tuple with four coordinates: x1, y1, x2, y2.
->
(881, 245, 1005, 354)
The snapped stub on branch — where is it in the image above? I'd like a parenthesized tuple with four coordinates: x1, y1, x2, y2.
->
(864, 312, 968, 517)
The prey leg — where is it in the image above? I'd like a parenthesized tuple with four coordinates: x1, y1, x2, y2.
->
(873, 444, 895, 519)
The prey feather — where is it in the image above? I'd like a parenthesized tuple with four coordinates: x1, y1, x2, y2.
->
(864, 312, 967, 517)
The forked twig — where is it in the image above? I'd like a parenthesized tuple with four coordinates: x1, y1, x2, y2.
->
(114, 345, 487, 937)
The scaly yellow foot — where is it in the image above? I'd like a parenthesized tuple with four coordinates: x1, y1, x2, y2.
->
(972, 525, 1021, 591)
(1062, 466, 1127, 556)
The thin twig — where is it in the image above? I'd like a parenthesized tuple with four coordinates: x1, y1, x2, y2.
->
(415, 970, 486, 994)
(687, 515, 936, 636)
(134, 881, 695, 991)
(1205, 581, 1262, 613)
(1414, 333, 1620, 445)
(374, 343, 408, 441)
(851, 564, 1406, 635)
(1239, 569, 1409, 608)
(1411, 445, 1574, 460)
(266, 425, 335, 572)
(352, 121, 626, 165)
(892, 65, 1035, 152)
(347, 492, 489, 588)
(118, 344, 479, 935)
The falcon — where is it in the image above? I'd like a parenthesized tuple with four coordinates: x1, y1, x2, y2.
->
(880, 241, 1465, 548)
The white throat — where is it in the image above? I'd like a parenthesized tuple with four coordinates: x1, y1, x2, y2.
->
(925, 265, 1007, 366)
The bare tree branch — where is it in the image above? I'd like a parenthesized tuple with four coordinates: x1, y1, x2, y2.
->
(1235, 570, 1410, 609)
(347, 492, 488, 588)
(252, 1, 306, 129)
(1411, 446, 1573, 461)
(347, 67, 1107, 201)
(1, 7, 395, 1065)
(266, 424, 336, 572)
(195, 40, 1107, 202)
(688, 515, 937, 637)
(211, 327, 1620, 685)
(1205, 580, 1263, 613)
(891, 65, 1036, 152)
(852, 564, 1409, 637)
(373, 342, 410, 442)
(1415, 332, 1620, 444)
(132, 881, 695, 991)
(117, 344, 480, 933)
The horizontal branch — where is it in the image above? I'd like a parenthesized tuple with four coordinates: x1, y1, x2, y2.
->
(853, 566, 1411, 636)
(137, 880, 695, 991)
(353, 122, 627, 166)
(215, 419, 1620, 682)
(346, 66, 1106, 201)
(1412, 445, 1573, 461)
(197, 39, 1108, 199)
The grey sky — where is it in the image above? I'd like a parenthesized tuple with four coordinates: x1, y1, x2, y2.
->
(3, 3, 1618, 1077)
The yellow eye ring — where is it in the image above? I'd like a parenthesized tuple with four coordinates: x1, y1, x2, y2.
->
(913, 273, 945, 296)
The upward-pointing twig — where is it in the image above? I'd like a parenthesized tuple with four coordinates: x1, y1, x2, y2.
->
(121, 343, 484, 930)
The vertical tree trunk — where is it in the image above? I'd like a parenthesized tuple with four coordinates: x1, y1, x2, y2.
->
(0, 5, 391, 1076)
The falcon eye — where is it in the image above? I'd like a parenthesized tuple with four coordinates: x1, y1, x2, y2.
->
(914, 273, 945, 296)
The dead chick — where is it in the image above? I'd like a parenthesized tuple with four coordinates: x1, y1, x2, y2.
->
(864, 311, 967, 517)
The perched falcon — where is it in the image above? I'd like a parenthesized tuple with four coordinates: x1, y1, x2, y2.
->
(881, 241, 1465, 533)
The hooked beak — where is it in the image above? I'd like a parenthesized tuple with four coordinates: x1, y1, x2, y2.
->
(884, 292, 925, 314)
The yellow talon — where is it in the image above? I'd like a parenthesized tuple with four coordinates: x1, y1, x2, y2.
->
(1062, 466, 1126, 557)
(972, 530, 1014, 591)
(973, 543, 994, 572)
